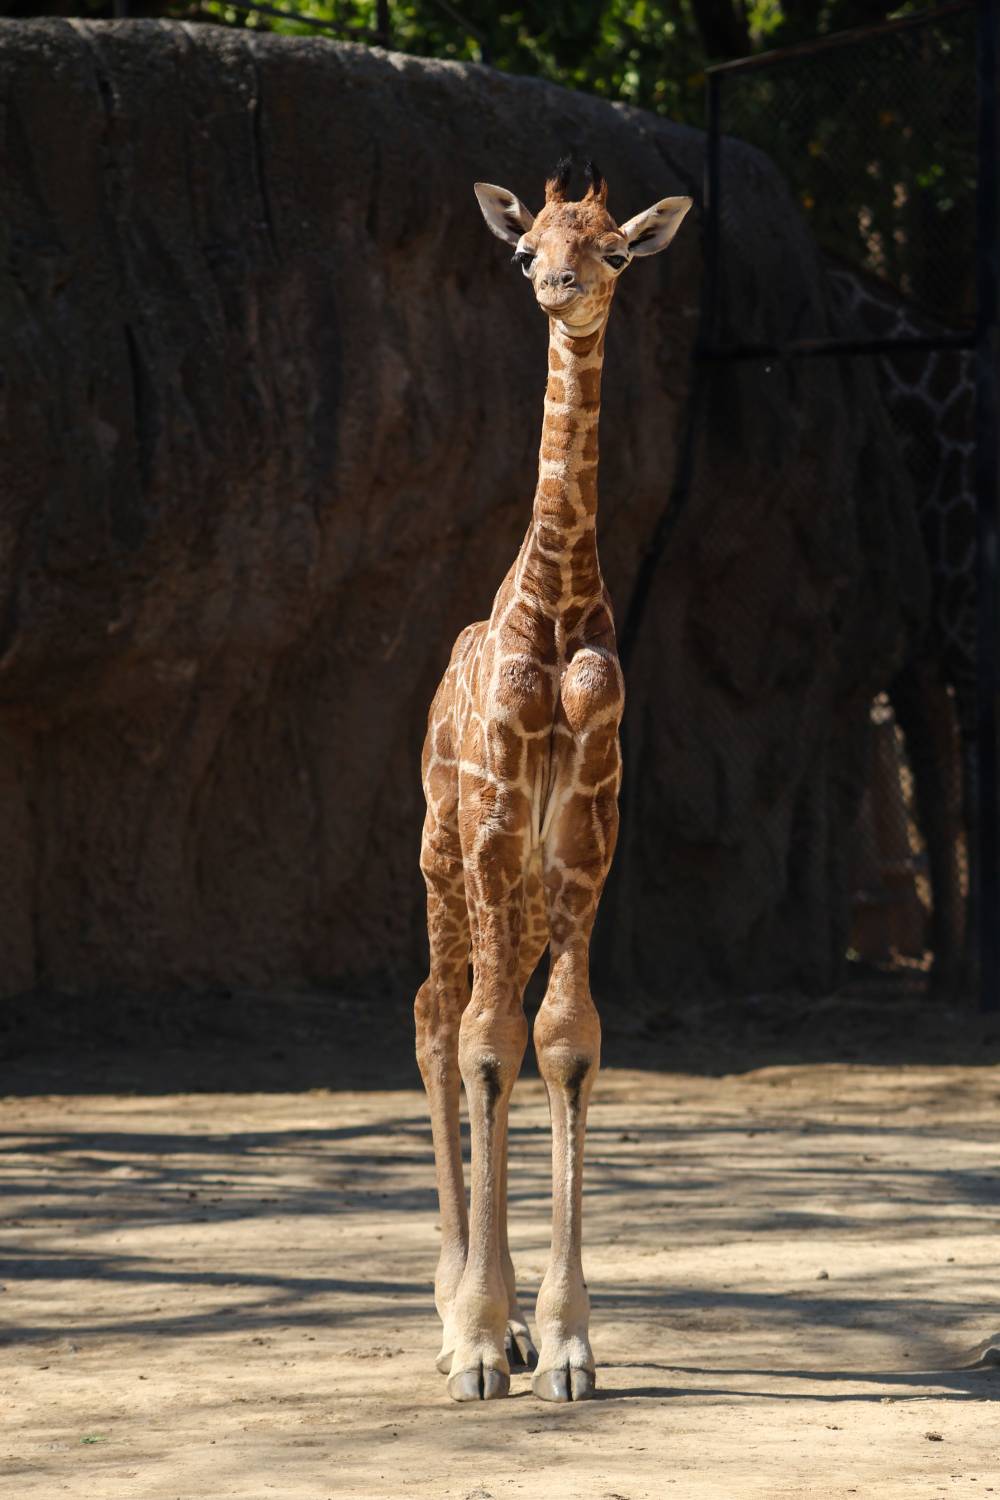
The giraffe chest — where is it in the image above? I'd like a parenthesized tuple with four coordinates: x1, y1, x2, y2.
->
(455, 620, 624, 853)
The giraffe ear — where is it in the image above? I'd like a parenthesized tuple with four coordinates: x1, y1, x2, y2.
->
(474, 183, 535, 246)
(618, 196, 693, 257)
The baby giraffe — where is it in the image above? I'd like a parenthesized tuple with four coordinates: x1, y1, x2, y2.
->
(415, 159, 691, 1403)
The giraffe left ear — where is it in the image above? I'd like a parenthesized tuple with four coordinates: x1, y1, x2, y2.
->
(618, 196, 693, 257)
(474, 183, 535, 246)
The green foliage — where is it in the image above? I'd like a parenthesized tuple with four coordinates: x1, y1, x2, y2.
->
(185, 2, 929, 129)
(717, 6, 975, 316)
(185, 0, 974, 315)
(194, 1, 706, 124)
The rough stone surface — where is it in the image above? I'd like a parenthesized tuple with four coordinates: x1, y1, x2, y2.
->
(0, 20, 927, 1001)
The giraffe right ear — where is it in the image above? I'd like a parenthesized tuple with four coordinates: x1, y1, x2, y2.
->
(474, 183, 535, 246)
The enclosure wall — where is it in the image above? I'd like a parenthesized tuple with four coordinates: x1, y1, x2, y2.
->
(0, 21, 927, 1001)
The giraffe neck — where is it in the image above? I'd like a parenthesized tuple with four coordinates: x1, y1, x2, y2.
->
(516, 322, 606, 616)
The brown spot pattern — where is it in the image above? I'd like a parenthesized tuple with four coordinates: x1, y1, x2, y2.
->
(413, 171, 670, 1397)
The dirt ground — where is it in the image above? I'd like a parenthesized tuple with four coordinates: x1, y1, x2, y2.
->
(2, 987, 999, 1499)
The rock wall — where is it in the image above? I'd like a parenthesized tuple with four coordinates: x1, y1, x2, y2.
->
(0, 21, 927, 1002)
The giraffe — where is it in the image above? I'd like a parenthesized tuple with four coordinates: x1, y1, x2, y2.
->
(414, 159, 691, 1403)
(828, 262, 976, 997)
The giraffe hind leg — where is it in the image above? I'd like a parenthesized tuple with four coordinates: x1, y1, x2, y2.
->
(418, 827, 544, 1382)
(415, 696, 472, 1376)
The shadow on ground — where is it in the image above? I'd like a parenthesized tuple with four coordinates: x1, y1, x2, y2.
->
(599, 1360, 1000, 1402)
(1, 975, 998, 1096)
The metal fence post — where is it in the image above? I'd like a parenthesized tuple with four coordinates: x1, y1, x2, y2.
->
(703, 71, 721, 349)
(976, 0, 1000, 1011)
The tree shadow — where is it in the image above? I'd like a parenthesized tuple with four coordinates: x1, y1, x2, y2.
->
(597, 1356, 1000, 1403)
(1, 1104, 998, 1371)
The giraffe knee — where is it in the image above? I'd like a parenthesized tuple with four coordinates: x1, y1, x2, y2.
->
(535, 1042, 600, 1120)
(414, 979, 441, 1047)
(415, 977, 467, 1080)
(533, 993, 600, 1096)
(457, 1004, 528, 1103)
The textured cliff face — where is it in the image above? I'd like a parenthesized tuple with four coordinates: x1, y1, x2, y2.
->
(0, 20, 926, 1001)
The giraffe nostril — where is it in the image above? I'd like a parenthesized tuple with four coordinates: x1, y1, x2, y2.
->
(558, 271, 576, 288)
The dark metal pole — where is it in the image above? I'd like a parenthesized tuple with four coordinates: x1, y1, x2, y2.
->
(375, 0, 391, 48)
(703, 71, 721, 349)
(619, 68, 720, 670)
(706, 0, 973, 78)
(975, 0, 1000, 1011)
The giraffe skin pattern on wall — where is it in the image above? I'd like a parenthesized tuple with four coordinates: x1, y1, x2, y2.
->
(829, 263, 976, 997)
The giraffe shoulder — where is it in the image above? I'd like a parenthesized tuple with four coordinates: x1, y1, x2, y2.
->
(560, 646, 624, 736)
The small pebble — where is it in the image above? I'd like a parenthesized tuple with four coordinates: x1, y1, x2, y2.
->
(816, 1269, 829, 1280)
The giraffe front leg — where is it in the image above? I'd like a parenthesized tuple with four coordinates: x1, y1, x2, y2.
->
(499, 862, 547, 1376)
(448, 977, 528, 1401)
(444, 787, 530, 1405)
(532, 939, 601, 1402)
(531, 695, 620, 1402)
(499, 1112, 539, 1373)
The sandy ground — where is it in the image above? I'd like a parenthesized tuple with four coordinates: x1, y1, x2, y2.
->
(2, 1002, 1000, 1498)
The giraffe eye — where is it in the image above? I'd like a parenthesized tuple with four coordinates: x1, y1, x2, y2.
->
(513, 249, 535, 271)
(604, 254, 627, 270)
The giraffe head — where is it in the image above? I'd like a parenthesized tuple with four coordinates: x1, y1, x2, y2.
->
(474, 159, 692, 339)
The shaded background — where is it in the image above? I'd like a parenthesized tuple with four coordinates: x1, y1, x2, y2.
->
(0, 19, 928, 1010)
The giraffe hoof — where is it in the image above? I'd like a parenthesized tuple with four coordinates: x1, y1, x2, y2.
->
(435, 1348, 453, 1375)
(448, 1365, 510, 1402)
(506, 1324, 539, 1373)
(532, 1366, 596, 1402)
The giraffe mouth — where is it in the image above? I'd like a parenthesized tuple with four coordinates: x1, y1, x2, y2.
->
(536, 288, 582, 314)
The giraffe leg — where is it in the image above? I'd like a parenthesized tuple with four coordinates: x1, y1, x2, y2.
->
(532, 680, 620, 1402)
(532, 926, 602, 1402)
(498, 1112, 538, 1373)
(415, 743, 472, 1376)
(447, 803, 530, 1402)
(499, 856, 547, 1376)
(448, 989, 528, 1398)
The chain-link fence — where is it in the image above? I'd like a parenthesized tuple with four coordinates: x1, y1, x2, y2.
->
(694, 2, 996, 1007)
(709, 2, 976, 329)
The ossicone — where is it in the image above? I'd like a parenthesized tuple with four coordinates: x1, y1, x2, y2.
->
(583, 159, 607, 205)
(544, 155, 573, 203)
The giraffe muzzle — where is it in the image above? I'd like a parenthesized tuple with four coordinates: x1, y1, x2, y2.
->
(536, 285, 581, 313)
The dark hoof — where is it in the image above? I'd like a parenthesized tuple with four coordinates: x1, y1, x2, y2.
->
(532, 1366, 596, 1403)
(448, 1365, 510, 1402)
(506, 1324, 539, 1373)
